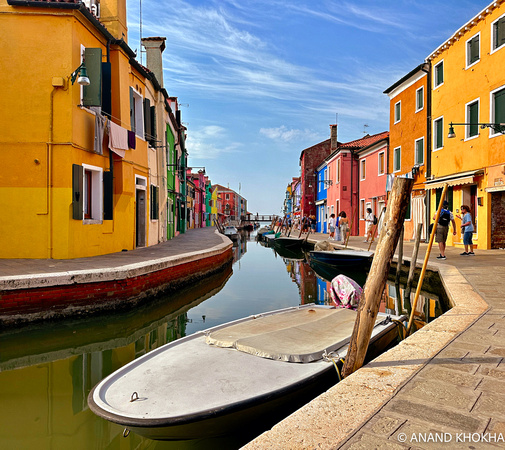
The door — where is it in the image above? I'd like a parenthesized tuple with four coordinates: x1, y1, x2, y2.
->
(136, 189, 146, 247)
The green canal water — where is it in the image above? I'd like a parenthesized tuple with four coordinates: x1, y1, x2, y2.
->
(0, 232, 448, 449)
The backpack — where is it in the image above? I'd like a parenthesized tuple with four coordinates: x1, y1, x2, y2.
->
(373, 215, 378, 225)
(439, 210, 451, 227)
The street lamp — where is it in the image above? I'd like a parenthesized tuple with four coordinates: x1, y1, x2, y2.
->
(448, 121, 505, 138)
(70, 62, 90, 86)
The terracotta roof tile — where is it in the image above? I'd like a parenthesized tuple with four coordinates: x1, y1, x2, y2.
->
(340, 131, 389, 150)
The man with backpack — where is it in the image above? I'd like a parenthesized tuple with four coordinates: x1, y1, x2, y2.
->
(433, 201, 456, 260)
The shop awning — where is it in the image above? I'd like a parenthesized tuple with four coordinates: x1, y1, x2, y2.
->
(425, 170, 483, 190)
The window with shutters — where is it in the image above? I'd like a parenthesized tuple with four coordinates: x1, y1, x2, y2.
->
(82, 164, 103, 224)
(393, 146, 401, 173)
(433, 117, 444, 150)
(130, 87, 144, 138)
(465, 99, 479, 139)
(415, 86, 424, 112)
(492, 14, 505, 53)
(360, 159, 366, 180)
(394, 101, 401, 123)
(466, 33, 480, 68)
(491, 86, 505, 136)
(150, 185, 159, 220)
(434, 60, 444, 87)
(415, 137, 424, 165)
(378, 151, 385, 175)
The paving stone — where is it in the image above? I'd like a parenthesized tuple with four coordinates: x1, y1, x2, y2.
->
(486, 347, 505, 357)
(399, 379, 479, 411)
(416, 366, 482, 388)
(473, 392, 505, 419)
(385, 399, 485, 432)
(487, 419, 505, 434)
(477, 377, 505, 392)
(368, 415, 406, 436)
(478, 366, 505, 380)
(341, 432, 409, 450)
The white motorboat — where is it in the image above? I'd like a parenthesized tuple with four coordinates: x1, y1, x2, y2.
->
(88, 304, 404, 441)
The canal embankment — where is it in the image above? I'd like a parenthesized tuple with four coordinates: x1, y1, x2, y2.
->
(244, 234, 505, 449)
(0, 228, 232, 327)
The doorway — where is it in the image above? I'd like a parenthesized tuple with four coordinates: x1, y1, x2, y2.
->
(136, 176, 147, 248)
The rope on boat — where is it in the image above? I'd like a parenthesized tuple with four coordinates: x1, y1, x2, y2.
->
(323, 350, 345, 381)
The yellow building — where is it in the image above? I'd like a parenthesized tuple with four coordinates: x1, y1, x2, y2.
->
(0, 0, 169, 258)
(425, 0, 505, 249)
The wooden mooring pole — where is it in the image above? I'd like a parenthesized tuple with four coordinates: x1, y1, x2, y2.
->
(342, 177, 414, 378)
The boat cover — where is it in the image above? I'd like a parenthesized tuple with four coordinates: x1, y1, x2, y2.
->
(206, 308, 377, 363)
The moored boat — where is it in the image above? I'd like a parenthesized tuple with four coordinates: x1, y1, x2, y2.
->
(88, 304, 404, 441)
(309, 249, 374, 267)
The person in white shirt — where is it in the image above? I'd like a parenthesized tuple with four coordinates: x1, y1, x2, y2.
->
(364, 208, 374, 243)
(328, 214, 336, 240)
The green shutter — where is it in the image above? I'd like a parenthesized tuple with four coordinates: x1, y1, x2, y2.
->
(150, 105, 156, 146)
(436, 119, 443, 148)
(495, 17, 505, 49)
(417, 88, 423, 110)
(468, 102, 479, 137)
(394, 148, 400, 171)
(468, 35, 479, 65)
(72, 164, 83, 220)
(144, 98, 151, 142)
(130, 87, 135, 133)
(83, 48, 102, 107)
(415, 139, 424, 165)
(103, 171, 113, 220)
(436, 61, 443, 86)
(495, 88, 505, 124)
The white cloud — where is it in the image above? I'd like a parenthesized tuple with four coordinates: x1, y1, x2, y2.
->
(260, 126, 319, 143)
(186, 125, 242, 160)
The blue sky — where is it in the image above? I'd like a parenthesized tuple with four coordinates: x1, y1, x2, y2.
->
(127, 0, 491, 214)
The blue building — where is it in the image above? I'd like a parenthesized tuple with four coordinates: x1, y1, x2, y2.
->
(315, 162, 328, 233)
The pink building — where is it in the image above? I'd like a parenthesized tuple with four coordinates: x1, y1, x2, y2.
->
(326, 131, 389, 237)
(188, 170, 206, 227)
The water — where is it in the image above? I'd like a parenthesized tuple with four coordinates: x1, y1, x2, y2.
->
(0, 231, 448, 449)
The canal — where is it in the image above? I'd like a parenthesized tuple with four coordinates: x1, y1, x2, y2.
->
(0, 231, 448, 449)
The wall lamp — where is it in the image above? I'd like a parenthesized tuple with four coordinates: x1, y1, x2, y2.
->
(70, 62, 90, 86)
(448, 121, 505, 138)
(411, 165, 420, 177)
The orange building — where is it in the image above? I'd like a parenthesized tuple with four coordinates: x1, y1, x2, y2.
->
(384, 64, 430, 241)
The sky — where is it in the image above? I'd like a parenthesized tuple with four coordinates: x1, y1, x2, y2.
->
(126, 0, 492, 215)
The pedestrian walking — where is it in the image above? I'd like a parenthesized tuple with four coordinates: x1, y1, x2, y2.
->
(457, 205, 475, 256)
(364, 208, 374, 243)
(339, 211, 349, 243)
(434, 201, 457, 260)
(328, 214, 336, 240)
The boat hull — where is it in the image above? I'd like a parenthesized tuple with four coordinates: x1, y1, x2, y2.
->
(309, 250, 373, 267)
(88, 305, 402, 441)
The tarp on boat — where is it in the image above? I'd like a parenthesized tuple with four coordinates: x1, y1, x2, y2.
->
(206, 308, 373, 363)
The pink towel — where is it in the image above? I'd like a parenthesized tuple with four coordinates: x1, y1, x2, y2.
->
(108, 121, 128, 157)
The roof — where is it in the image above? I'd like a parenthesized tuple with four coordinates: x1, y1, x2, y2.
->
(383, 63, 429, 95)
(339, 131, 389, 150)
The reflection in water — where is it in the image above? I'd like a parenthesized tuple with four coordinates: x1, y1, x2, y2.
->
(0, 232, 448, 450)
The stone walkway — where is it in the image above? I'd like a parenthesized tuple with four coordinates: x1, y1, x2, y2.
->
(246, 234, 505, 449)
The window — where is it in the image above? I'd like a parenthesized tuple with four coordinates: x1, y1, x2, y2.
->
(82, 164, 103, 223)
(393, 147, 401, 172)
(318, 172, 323, 192)
(226, 193, 230, 200)
(492, 14, 505, 53)
(360, 199, 365, 219)
(360, 159, 366, 180)
(150, 185, 159, 220)
(394, 101, 401, 123)
(415, 138, 424, 165)
(466, 33, 480, 68)
(433, 117, 444, 149)
(336, 159, 341, 183)
(405, 195, 412, 220)
(466, 99, 479, 139)
(130, 87, 144, 138)
(491, 86, 505, 136)
(434, 60, 444, 87)
(416, 87, 424, 112)
(324, 168, 328, 189)
(378, 151, 385, 175)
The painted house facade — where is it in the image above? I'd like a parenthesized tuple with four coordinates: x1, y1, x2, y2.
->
(384, 64, 430, 241)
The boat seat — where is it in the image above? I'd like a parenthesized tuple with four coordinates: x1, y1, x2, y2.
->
(206, 308, 380, 363)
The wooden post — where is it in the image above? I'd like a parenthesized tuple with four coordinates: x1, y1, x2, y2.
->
(342, 177, 414, 378)
(406, 183, 449, 335)
(367, 206, 386, 251)
(395, 227, 404, 308)
(298, 217, 306, 238)
(404, 223, 423, 305)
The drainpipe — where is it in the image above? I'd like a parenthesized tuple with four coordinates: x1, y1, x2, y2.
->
(422, 61, 432, 241)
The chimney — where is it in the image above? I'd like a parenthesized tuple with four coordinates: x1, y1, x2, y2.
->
(330, 124, 338, 152)
(141, 37, 166, 88)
